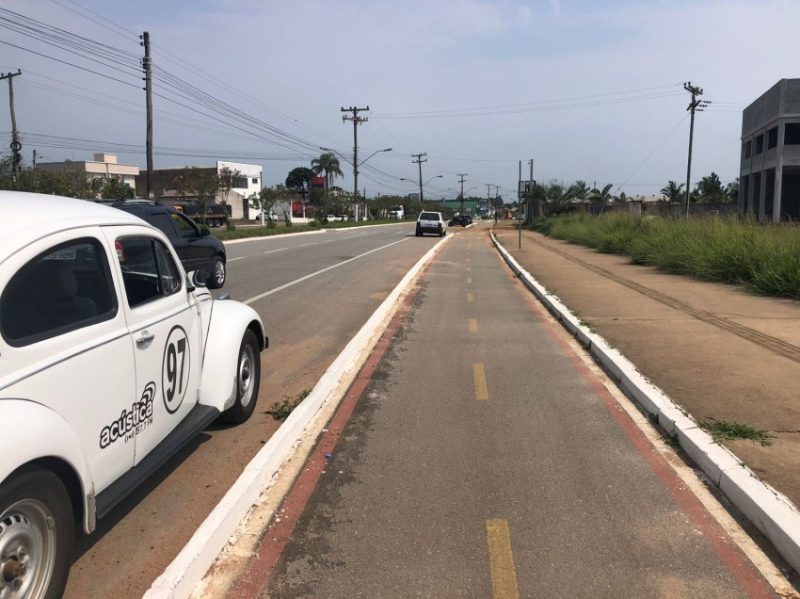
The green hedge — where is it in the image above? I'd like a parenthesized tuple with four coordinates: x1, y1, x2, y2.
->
(531, 213, 800, 299)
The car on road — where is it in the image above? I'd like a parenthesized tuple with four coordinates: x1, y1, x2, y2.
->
(448, 213, 473, 227)
(0, 192, 267, 599)
(114, 200, 228, 289)
(416, 211, 447, 237)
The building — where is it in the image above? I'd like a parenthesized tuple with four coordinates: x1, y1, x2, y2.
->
(739, 79, 800, 222)
(135, 160, 263, 220)
(36, 153, 139, 189)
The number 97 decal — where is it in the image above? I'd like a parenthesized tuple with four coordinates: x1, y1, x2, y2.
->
(162, 325, 190, 414)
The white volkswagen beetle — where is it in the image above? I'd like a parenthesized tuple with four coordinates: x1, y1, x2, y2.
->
(0, 192, 267, 598)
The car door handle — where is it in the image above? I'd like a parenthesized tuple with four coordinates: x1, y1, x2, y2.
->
(136, 331, 155, 348)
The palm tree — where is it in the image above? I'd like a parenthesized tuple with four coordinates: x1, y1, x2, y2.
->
(589, 184, 614, 209)
(659, 180, 684, 204)
(310, 152, 343, 200)
(569, 180, 590, 203)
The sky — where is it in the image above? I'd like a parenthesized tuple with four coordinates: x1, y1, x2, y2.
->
(1, 0, 799, 201)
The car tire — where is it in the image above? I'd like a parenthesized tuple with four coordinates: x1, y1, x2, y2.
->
(415, 226, 422, 237)
(0, 468, 74, 599)
(220, 330, 261, 424)
(206, 256, 226, 289)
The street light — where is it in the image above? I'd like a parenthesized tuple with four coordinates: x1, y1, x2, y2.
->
(319, 146, 391, 220)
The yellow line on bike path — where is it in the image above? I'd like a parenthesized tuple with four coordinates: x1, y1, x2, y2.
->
(486, 519, 520, 599)
(469, 319, 478, 333)
(473, 363, 489, 400)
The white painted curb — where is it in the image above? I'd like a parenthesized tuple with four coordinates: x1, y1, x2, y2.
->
(144, 235, 452, 598)
(491, 231, 800, 575)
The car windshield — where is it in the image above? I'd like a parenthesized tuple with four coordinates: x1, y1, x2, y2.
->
(419, 213, 439, 221)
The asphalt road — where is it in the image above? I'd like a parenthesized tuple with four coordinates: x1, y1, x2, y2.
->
(265, 227, 773, 598)
(63, 223, 446, 599)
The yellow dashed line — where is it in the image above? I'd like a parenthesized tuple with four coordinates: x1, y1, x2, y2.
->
(473, 363, 489, 400)
(467, 292, 474, 303)
(486, 519, 520, 599)
(468, 319, 478, 333)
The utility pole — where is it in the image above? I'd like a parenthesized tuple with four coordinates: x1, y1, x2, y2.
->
(341, 105, 369, 204)
(141, 32, 154, 199)
(683, 82, 709, 218)
(33, 149, 40, 169)
(411, 153, 427, 203)
(457, 173, 467, 213)
(1, 70, 22, 177)
(527, 158, 534, 224)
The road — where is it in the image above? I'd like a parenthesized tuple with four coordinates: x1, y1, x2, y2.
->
(260, 227, 775, 598)
(64, 223, 444, 598)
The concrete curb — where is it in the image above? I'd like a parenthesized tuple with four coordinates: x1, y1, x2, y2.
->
(143, 235, 452, 598)
(491, 231, 800, 575)
(222, 222, 407, 246)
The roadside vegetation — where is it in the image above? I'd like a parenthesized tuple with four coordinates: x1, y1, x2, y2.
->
(700, 418, 775, 446)
(531, 213, 800, 299)
(266, 389, 311, 421)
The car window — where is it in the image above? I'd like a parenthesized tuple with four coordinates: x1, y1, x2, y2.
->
(150, 213, 178, 239)
(420, 212, 440, 221)
(1, 238, 117, 346)
(172, 213, 199, 237)
(117, 237, 182, 308)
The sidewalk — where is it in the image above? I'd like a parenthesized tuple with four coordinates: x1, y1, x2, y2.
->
(493, 225, 800, 509)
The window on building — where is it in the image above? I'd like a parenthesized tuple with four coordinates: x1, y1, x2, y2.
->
(785, 123, 800, 145)
(754, 135, 764, 154)
(252, 178, 258, 184)
(743, 140, 752, 159)
(767, 127, 778, 149)
(233, 176, 248, 188)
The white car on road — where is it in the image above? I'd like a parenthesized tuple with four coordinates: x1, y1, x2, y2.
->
(415, 211, 447, 237)
(0, 192, 268, 599)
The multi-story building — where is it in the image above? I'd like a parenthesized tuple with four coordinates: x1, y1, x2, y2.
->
(739, 78, 800, 222)
(36, 153, 139, 189)
(135, 160, 263, 219)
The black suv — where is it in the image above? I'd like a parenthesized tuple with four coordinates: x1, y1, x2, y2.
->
(113, 201, 227, 289)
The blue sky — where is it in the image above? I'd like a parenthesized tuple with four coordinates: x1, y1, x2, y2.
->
(2, 0, 799, 199)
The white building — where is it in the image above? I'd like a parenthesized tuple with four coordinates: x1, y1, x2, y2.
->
(217, 160, 262, 219)
(37, 153, 139, 189)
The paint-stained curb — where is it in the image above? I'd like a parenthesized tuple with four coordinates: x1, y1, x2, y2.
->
(143, 234, 452, 599)
(491, 230, 800, 576)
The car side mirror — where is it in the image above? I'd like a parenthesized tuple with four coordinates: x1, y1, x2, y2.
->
(200, 228, 210, 237)
(186, 270, 208, 291)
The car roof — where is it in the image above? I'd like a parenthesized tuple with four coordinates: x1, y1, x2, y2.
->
(1, 191, 148, 263)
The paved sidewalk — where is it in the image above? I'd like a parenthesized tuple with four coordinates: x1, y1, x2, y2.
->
(493, 225, 800, 509)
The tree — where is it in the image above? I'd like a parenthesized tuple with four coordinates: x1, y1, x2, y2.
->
(725, 178, 739, 203)
(100, 178, 134, 200)
(694, 172, 725, 203)
(174, 167, 219, 223)
(285, 167, 314, 196)
(310, 152, 343, 200)
(589, 183, 614, 207)
(659, 180, 684, 204)
(218, 166, 241, 227)
(569, 180, 591, 202)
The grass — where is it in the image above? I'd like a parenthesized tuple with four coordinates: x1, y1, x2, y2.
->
(699, 418, 775, 446)
(265, 389, 310, 421)
(531, 213, 800, 299)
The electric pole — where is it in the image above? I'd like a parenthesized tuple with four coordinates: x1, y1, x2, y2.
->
(341, 106, 369, 203)
(683, 82, 710, 218)
(412, 153, 428, 202)
(1, 70, 22, 177)
(528, 158, 534, 224)
(141, 32, 154, 199)
(457, 173, 468, 213)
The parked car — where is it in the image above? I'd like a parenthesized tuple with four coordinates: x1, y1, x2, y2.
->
(416, 211, 447, 237)
(114, 200, 227, 289)
(0, 191, 267, 599)
(388, 205, 405, 219)
(449, 213, 473, 227)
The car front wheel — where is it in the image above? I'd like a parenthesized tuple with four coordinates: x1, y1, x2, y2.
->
(0, 468, 74, 599)
(220, 330, 261, 424)
(207, 256, 226, 289)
